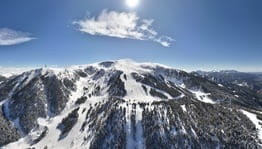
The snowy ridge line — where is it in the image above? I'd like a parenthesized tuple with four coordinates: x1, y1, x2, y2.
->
(0, 59, 182, 79)
(67, 59, 181, 73)
(1, 59, 261, 148)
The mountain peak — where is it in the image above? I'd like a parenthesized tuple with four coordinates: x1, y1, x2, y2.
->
(0, 60, 262, 148)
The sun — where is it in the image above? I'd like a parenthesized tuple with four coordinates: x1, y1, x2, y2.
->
(126, 0, 140, 8)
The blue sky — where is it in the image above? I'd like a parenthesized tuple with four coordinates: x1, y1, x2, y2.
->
(0, 0, 261, 72)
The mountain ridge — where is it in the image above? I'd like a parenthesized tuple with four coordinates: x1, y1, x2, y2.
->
(0, 59, 261, 148)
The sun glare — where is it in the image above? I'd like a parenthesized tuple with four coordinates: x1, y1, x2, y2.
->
(126, 0, 139, 8)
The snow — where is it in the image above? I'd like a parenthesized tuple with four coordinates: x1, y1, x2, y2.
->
(191, 128, 197, 138)
(180, 124, 187, 134)
(28, 125, 48, 142)
(111, 59, 183, 102)
(2, 59, 242, 148)
(126, 103, 135, 149)
(174, 93, 185, 100)
(237, 82, 248, 87)
(3, 67, 129, 148)
(0, 65, 66, 78)
(241, 110, 262, 142)
(0, 71, 35, 137)
(0, 99, 7, 106)
(181, 105, 187, 112)
(41, 67, 64, 77)
(167, 77, 184, 87)
(120, 72, 172, 103)
(3, 75, 92, 149)
(190, 90, 215, 104)
(0, 66, 35, 77)
(125, 103, 144, 149)
(21, 70, 42, 87)
(2, 101, 26, 136)
(33, 116, 67, 149)
(2, 60, 190, 148)
(135, 105, 144, 149)
(114, 59, 153, 74)
(121, 73, 148, 102)
(1, 137, 28, 149)
(218, 84, 223, 87)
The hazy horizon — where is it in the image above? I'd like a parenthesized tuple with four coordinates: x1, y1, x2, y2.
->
(0, 59, 261, 76)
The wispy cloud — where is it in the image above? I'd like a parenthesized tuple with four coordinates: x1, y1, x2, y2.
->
(0, 28, 35, 46)
(73, 10, 174, 47)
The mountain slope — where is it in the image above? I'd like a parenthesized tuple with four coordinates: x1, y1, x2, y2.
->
(0, 75, 6, 83)
(0, 60, 262, 149)
(194, 70, 262, 96)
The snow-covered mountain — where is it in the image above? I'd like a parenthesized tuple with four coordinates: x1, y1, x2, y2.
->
(0, 59, 262, 149)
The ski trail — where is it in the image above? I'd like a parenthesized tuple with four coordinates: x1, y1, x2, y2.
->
(126, 103, 135, 149)
(136, 105, 144, 149)
(126, 103, 144, 149)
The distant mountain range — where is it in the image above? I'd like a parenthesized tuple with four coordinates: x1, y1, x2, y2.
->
(194, 70, 262, 96)
(0, 60, 261, 148)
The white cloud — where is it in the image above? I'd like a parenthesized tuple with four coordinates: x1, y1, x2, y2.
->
(73, 10, 173, 47)
(0, 66, 35, 77)
(0, 28, 35, 46)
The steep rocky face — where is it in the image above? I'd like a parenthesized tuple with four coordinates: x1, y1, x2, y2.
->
(0, 60, 262, 148)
